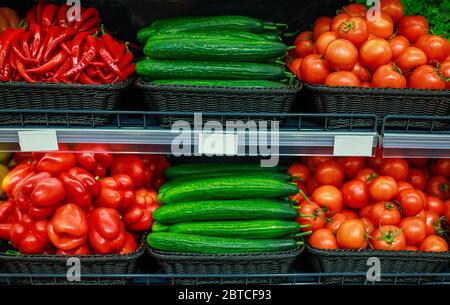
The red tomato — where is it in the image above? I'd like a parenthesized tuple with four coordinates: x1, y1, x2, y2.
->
(309, 228, 338, 249)
(312, 185, 343, 216)
(397, 181, 414, 193)
(389, 35, 410, 60)
(314, 160, 345, 187)
(341, 209, 359, 220)
(336, 219, 367, 249)
(408, 158, 430, 168)
(287, 162, 311, 183)
(415, 34, 450, 64)
(424, 210, 444, 236)
(416, 209, 426, 222)
(397, 47, 428, 71)
(324, 39, 359, 71)
(419, 235, 449, 252)
(398, 16, 429, 43)
(355, 167, 379, 184)
(330, 13, 350, 32)
(294, 31, 313, 46)
(325, 71, 361, 87)
(295, 201, 326, 232)
(300, 54, 331, 85)
(372, 225, 406, 250)
(368, 147, 384, 170)
(367, 12, 394, 40)
(338, 157, 367, 179)
(303, 156, 336, 172)
(426, 176, 449, 200)
(381, 0, 404, 23)
(361, 217, 375, 235)
(371, 201, 402, 226)
(431, 159, 450, 178)
(425, 196, 446, 216)
(350, 62, 371, 83)
(379, 158, 409, 181)
(341, 3, 368, 18)
(400, 217, 426, 246)
(369, 176, 398, 201)
(337, 17, 369, 47)
(396, 189, 424, 217)
(341, 179, 369, 209)
(315, 31, 338, 55)
(306, 177, 320, 195)
(313, 17, 332, 41)
(359, 204, 373, 219)
(407, 168, 426, 190)
(288, 58, 303, 78)
(326, 213, 347, 234)
(295, 34, 314, 58)
(372, 64, 407, 88)
(445, 200, 450, 223)
(440, 60, 450, 89)
(404, 245, 418, 251)
(359, 38, 392, 71)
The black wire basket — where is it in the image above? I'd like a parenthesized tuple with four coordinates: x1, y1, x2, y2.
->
(0, 80, 132, 126)
(305, 84, 450, 129)
(135, 78, 302, 128)
(147, 245, 304, 285)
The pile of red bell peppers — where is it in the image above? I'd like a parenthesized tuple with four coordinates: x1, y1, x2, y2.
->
(0, 147, 169, 255)
(0, 1, 135, 84)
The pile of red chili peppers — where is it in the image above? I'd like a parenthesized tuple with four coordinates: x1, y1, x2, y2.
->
(0, 1, 135, 84)
(0, 147, 169, 255)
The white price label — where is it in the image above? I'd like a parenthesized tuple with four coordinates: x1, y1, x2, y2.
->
(198, 133, 238, 156)
(333, 135, 374, 157)
(18, 130, 59, 152)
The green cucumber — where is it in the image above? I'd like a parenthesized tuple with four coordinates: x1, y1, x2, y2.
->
(144, 38, 287, 62)
(152, 221, 170, 232)
(147, 232, 298, 254)
(164, 163, 287, 180)
(169, 220, 302, 239)
(152, 199, 298, 224)
(136, 59, 286, 80)
(150, 79, 287, 88)
(147, 30, 271, 42)
(260, 31, 282, 41)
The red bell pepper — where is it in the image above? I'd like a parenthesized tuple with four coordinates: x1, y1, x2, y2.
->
(118, 232, 138, 255)
(10, 215, 50, 254)
(37, 152, 76, 177)
(60, 167, 100, 208)
(1, 162, 35, 198)
(47, 203, 89, 251)
(96, 174, 135, 210)
(88, 207, 127, 254)
(74, 143, 114, 178)
(111, 155, 153, 188)
(57, 243, 92, 255)
(14, 172, 66, 220)
(0, 200, 15, 240)
(13, 152, 33, 164)
(123, 188, 158, 232)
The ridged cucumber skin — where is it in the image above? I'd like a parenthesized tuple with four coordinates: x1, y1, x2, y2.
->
(150, 79, 287, 89)
(164, 163, 288, 180)
(158, 172, 292, 196)
(136, 59, 286, 80)
(169, 220, 300, 239)
(260, 31, 282, 41)
(147, 232, 298, 254)
(157, 176, 298, 204)
(144, 39, 287, 62)
(147, 31, 271, 42)
(137, 27, 157, 44)
(152, 199, 298, 224)
(151, 221, 170, 232)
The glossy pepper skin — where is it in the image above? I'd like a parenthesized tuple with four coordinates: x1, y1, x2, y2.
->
(56, 243, 92, 255)
(111, 155, 153, 188)
(96, 174, 135, 210)
(74, 143, 114, 178)
(118, 232, 138, 255)
(88, 207, 127, 254)
(59, 167, 100, 208)
(47, 204, 88, 251)
(14, 172, 66, 220)
(123, 188, 158, 232)
(0, 200, 16, 240)
(1, 162, 35, 197)
(10, 215, 50, 254)
(37, 152, 76, 177)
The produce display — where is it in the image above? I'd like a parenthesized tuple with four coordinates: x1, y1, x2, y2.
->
(136, 16, 294, 87)
(147, 163, 310, 254)
(0, 1, 135, 84)
(288, 154, 450, 252)
(0, 150, 169, 255)
(288, 1, 450, 89)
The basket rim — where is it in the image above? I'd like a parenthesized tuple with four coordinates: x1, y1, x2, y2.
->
(0, 78, 134, 90)
(135, 77, 303, 93)
(304, 83, 450, 96)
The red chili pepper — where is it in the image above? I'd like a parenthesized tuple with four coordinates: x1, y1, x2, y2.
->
(101, 25, 121, 62)
(41, 3, 58, 28)
(98, 39, 125, 80)
(70, 31, 89, 66)
(35, 26, 61, 63)
(53, 59, 71, 81)
(9, 46, 16, 70)
(0, 29, 24, 71)
(60, 42, 71, 55)
(85, 66, 98, 78)
(120, 63, 136, 81)
(64, 35, 98, 79)
(79, 17, 100, 33)
(97, 68, 109, 83)
(30, 24, 42, 59)
(75, 7, 100, 30)
(119, 50, 134, 70)
(20, 31, 32, 58)
(36, 1, 46, 26)
(13, 46, 38, 65)
(27, 7, 37, 25)
(43, 27, 77, 62)
(16, 58, 36, 83)
(27, 50, 67, 75)
(79, 72, 99, 84)
(57, 5, 70, 27)
(90, 61, 106, 68)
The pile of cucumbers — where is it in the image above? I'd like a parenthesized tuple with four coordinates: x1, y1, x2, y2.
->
(136, 16, 295, 88)
(147, 163, 310, 255)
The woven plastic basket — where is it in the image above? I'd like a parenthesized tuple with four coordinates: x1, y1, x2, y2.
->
(0, 80, 132, 126)
(305, 84, 450, 129)
(135, 78, 302, 128)
(147, 246, 304, 285)
(0, 238, 145, 285)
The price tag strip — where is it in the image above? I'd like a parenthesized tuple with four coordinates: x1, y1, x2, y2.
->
(198, 133, 239, 156)
(18, 130, 59, 152)
(333, 135, 374, 157)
